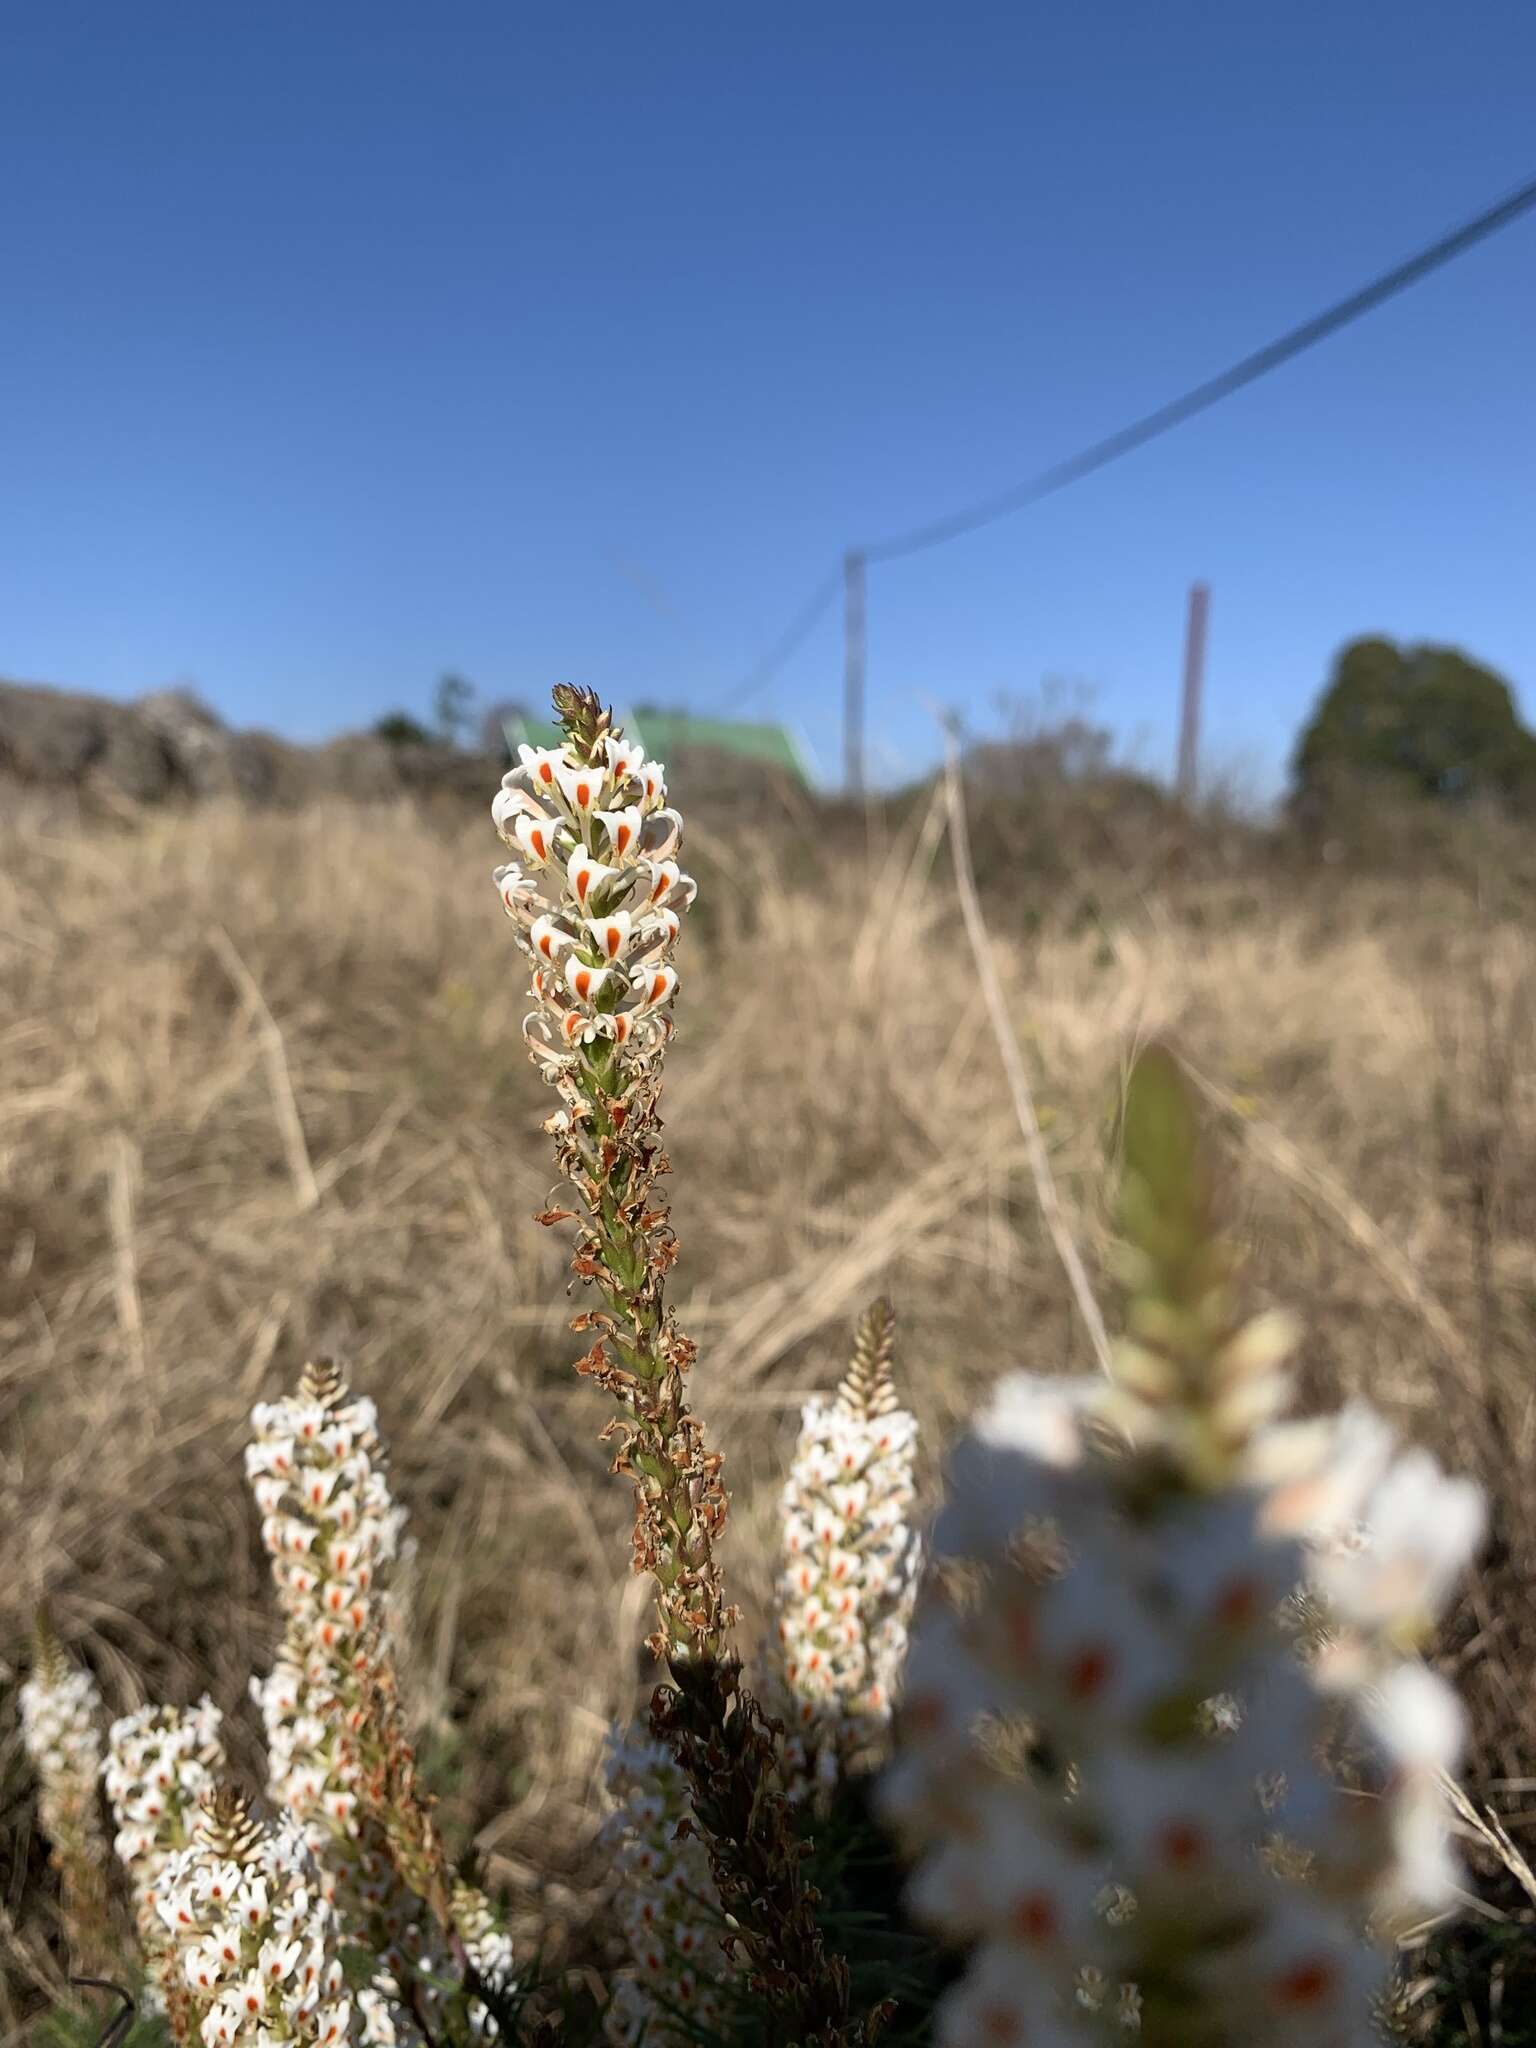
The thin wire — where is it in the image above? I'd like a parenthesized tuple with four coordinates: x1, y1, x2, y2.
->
(864, 171, 1536, 563)
(716, 565, 842, 711)
(710, 173, 1536, 722)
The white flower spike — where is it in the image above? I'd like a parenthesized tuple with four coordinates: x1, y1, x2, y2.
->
(767, 1299, 921, 1800)
(600, 1729, 731, 2044)
(20, 1622, 111, 1966)
(490, 695, 693, 1073)
(104, 1697, 228, 2010)
(249, 1364, 435, 2045)
(156, 1787, 357, 2048)
(247, 1359, 513, 2043)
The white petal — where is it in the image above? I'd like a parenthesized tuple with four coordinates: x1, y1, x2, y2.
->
(512, 815, 558, 867)
(630, 965, 677, 1011)
(1365, 1661, 1464, 1775)
(584, 911, 633, 961)
(564, 956, 612, 1004)
(605, 736, 644, 783)
(529, 914, 575, 961)
(596, 805, 644, 861)
(642, 859, 680, 907)
(554, 760, 605, 813)
(566, 850, 618, 909)
(517, 745, 565, 794)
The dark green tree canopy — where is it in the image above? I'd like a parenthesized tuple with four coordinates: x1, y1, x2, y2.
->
(1293, 637, 1536, 809)
(373, 709, 436, 748)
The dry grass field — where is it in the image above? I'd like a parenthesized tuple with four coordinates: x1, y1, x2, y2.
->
(5, 776, 1536, 2039)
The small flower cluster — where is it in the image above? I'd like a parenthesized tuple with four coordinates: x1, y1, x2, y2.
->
(491, 708, 692, 1066)
(19, 1619, 111, 1966)
(248, 1362, 408, 1678)
(1257, 1401, 1487, 1662)
(156, 1785, 355, 2048)
(1253, 1400, 1486, 1926)
(105, 1697, 227, 1907)
(880, 1050, 1484, 2048)
(247, 1361, 512, 2045)
(885, 1381, 1451, 2045)
(451, 1881, 517, 2019)
(104, 1697, 227, 2014)
(601, 1729, 732, 2045)
(770, 1299, 921, 1795)
(248, 1360, 413, 1921)
(254, 1642, 428, 2048)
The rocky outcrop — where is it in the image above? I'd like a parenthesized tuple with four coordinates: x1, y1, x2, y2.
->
(0, 676, 815, 823)
(0, 681, 177, 800)
(138, 688, 242, 795)
(0, 677, 503, 810)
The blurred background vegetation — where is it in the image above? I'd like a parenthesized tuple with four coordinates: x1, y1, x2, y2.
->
(6, 643, 1536, 2042)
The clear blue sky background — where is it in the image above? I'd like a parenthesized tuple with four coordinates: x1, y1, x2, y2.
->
(2, 4, 1534, 793)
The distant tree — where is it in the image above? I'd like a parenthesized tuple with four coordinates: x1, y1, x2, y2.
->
(374, 710, 436, 747)
(964, 681, 1114, 791)
(433, 672, 477, 749)
(1292, 637, 1536, 811)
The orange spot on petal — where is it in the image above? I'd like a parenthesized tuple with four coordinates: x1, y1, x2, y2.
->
(1010, 1892, 1059, 1945)
(1159, 1820, 1207, 1868)
(1065, 1646, 1112, 1699)
(1216, 1578, 1261, 1628)
(1276, 1962, 1334, 2008)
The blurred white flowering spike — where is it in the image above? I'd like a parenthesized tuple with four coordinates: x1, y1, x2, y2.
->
(600, 1728, 731, 2045)
(247, 1361, 407, 1868)
(20, 1618, 112, 1966)
(20, 1634, 107, 1860)
(249, 1363, 462, 2045)
(880, 1048, 1481, 2048)
(247, 1363, 408, 1655)
(489, 702, 692, 1071)
(768, 1298, 921, 1796)
(104, 1697, 227, 2010)
(450, 1881, 517, 2037)
(247, 1361, 514, 2044)
(156, 1786, 357, 2048)
(1308, 1445, 1486, 1650)
(104, 1696, 226, 1878)
(882, 1372, 1455, 2046)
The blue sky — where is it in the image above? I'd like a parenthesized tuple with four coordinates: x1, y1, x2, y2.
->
(2, 4, 1534, 792)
